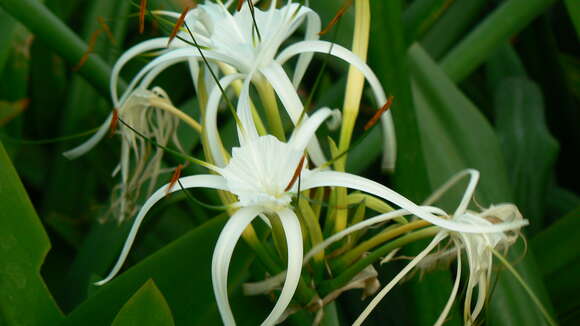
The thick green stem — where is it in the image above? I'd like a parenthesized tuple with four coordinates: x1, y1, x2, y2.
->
(0, 0, 120, 98)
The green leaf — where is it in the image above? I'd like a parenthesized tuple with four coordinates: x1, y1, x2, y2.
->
(403, 0, 454, 45)
(111, 280, 175, 326)
(441, 0, 557, 82)
(61, 215, 265, 325)
(564, 0, 580, 39)
(532, 206, 580, 277)
(0, 141, 63, 325)
(420, 0, 487, 60)
(493, 77, 559, 233)
(408, 44, 555, 325)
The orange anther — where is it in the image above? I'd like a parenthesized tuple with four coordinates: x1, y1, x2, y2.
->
(364, 96, 394, 131)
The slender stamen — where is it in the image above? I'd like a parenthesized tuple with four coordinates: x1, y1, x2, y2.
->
(167, 6, 191, 47)
(109, 108, 119, 137)
(246, 0, 262, 42)
(139, 0, 147, 34)
(166, 164, 184, 195)
(97, 16, 117, 45)
(318, 0, 352, 36)
(364, 96, 394, 131)
(285, 154, 306, 192)
(74, 29, 102, 71)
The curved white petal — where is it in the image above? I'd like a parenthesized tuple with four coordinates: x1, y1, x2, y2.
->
(95, 175, 228, 286)
(212, 206, 262, 326)
(354, 232, 447, 326)
(423, 169, 479, 210)
(301, 171, 529, 234)
(236, 75, 260, 145)
(120, 48, 245, 108)
(434, 245, 462, 326)
(111, 37, 171, 107)
(288, 107, 332, 153)
(259, 62, 326, 166)
(303, 206, 447, 264)
(205, 73, 245, 167)
(261, 208, 303, 326)
(277, 40, 396, 171)
(62, 114, 112, 159)
(289, 9, 320, 87)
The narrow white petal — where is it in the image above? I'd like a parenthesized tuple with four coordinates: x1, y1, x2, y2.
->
(291, 10, 320, 87)
(434, 245, 462, 326)
(212, 206, 262, 326)
(277, 40, 396, 171)
(205, 73, 245, 167)
(120, 48, 244, 107)
(423, 169, 479, 208)
(259, 63, 327, 166)
(95, 175, 228, 286)
(111, 38, 170, 107)
(288, 108, 332, 153)
(301, 171, 529, 233)
(236, 76, 260, 145)
(261, 209, 303, 326)
(354, 232, 447, 326)
(62, 114, 112, 159)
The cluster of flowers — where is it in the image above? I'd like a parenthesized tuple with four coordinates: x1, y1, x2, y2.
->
(66, 1, 527, 325)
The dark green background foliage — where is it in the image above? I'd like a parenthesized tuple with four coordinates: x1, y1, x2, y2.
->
(0, 0, 579, 325)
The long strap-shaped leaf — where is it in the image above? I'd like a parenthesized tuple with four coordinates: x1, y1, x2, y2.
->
(0, 141, 64, 325)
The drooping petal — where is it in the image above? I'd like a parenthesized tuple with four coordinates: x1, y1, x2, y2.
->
(301, 171, 529, 234)
(62, 114, 112, 159)
(288, 107, 332, 153)
(236, 75, 260, 145)
(354, 232, 448, 326)
(290, 8, 321, 87)
(259, 62, 327, 166)
(111, 37, 172, 106)
(212, 206, 262, 325)
(120, 48, 245, 108)
(277, 40, 396, 171)
(95, 175, 228, 286)
(434, 245, 462, 326)
(261, 208, 304, 326)
(206, 73, 246, 167)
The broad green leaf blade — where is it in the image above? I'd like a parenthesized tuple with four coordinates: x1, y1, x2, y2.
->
(532, 206, 580, 277)
(420, 0, 487, 60)
(61, 215, 264, 326)
(564, 0, 580, 39)
(403, 0, 453, 44)
(0, 141, 63, 325)
(494, 77, 559, 234)
(111, 280, 175, 326)
(441, 0, 557, 82)
(408, 44, 556, 326)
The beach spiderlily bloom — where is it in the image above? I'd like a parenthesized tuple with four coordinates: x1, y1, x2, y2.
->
(97, 85, 525, 325)
(67, 0, 396, 170)
(291, 169, 527, 326)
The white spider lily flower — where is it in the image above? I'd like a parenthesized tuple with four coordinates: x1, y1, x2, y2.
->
(97, 99, 518, 325)
(68, 1, 396, 170)
(297, 169, 526, 326)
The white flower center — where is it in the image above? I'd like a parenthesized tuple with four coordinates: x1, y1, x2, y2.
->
(220, 135, 306, 211)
